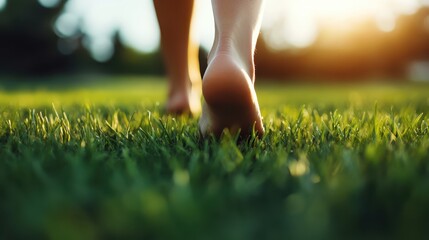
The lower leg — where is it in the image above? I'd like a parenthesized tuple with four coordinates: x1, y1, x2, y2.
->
(199, 0, 265, 137)
(153, 0, 201, 115)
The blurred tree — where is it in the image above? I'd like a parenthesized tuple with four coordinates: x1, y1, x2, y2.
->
(100, 31, 164, 75)
(0, 0, 169, 76)
(1, 0, 427, 79)
(255, 7, 429, 81)
(0, 0, 70, 75)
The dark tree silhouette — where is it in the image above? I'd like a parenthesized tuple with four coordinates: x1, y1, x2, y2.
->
(0, 0, 71, 75)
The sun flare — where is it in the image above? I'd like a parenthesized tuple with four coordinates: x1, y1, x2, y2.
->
(263, 0, 425, 49)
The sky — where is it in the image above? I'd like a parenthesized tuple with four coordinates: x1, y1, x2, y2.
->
(2, 0, 428, 61)
(54, 0, 215, 61)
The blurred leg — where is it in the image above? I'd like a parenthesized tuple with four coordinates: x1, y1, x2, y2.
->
(154, 0, 201, 115)
(199, 0, 265, 137)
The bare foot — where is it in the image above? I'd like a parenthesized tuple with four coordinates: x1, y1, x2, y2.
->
(199, 53, 264, 137)
(166, 79, 201, 116)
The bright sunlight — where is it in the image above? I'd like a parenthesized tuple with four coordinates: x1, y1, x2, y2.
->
(263, 0, 427, 49)
(36, 0, 429, 60)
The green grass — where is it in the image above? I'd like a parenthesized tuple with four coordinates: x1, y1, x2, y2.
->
(1, 76, 429, 240)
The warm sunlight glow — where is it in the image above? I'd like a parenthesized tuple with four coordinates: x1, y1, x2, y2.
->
(53, 0, 427, 60)
(263, 0, 425, 49)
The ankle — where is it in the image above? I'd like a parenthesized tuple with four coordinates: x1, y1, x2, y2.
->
(169, 72, 201, 90)
(208, 42, 255, 81)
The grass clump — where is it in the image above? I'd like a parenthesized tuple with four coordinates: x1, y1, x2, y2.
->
(0, 77, 428, 240)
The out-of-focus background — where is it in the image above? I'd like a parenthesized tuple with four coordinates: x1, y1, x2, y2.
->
(2, 2, 429, 239)
(1, 0, 429, 81)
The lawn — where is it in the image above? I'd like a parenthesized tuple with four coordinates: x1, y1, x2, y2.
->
(1, 76, 428, 240)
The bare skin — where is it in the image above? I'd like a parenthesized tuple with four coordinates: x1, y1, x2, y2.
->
(154, 0, 265, 137)
(153, 0, 202, 115)
(199, 0, 265, 137)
